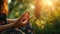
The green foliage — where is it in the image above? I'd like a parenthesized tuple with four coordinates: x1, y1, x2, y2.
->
(8, 0, 33, 18)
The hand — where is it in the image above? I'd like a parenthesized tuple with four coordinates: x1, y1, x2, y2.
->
(17, 12, 29, 27)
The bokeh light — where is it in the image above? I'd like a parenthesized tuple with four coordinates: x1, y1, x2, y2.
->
(8, 0, 11, 3)
(30, 4, 35, 9)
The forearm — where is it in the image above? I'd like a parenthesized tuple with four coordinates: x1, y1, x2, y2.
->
(0, 22, 18, 31)
(7, 19, 17, 24)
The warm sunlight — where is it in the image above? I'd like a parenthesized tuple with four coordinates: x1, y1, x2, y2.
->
(42, 0, 54, 7)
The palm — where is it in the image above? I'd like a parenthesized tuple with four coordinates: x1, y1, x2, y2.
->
(17, 12, 29, 27)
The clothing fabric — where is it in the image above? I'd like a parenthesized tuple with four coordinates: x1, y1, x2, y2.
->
(0, 13, 7, 25)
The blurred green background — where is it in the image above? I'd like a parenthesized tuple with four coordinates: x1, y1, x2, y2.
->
(8, 0, 34, 19)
